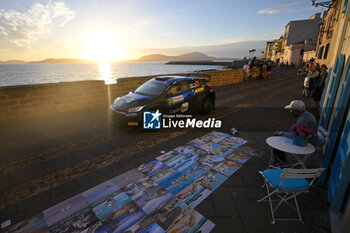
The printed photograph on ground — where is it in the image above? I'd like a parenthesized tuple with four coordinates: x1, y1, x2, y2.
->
(92, 190, 131, 220)
(156, 150, 186, 167)
(48, 208, 98, 233)
(204, 131, 230, 143)
(213, 160, 242, 177)
(200, 170, 228, 191)
(176, 178, 212, 208)
(122, 176, 173, 214)
(43, 194, 88, 226)
(82, 180, 120, 205)
(111, 169, 145, 189)
(152, 197, 208, 233)
(137, 159, 168, 177)
(100, 201, 145, 233)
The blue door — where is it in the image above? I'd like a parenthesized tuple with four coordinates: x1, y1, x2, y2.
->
(320, 54, 345, 129)
(320, 56, 350, 184)
(329, 109, 350, 212)
(319, 67, 333, 110)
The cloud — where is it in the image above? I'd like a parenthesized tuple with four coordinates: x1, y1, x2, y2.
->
(0, 1, 75, 47)
(257, 1, 312, 14)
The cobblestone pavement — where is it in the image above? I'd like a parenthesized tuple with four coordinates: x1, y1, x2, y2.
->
(0, 67, 330, 233)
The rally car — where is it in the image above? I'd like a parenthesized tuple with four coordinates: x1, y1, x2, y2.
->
(109, 74, 215, 127)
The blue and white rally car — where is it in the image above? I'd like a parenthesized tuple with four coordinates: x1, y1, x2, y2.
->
(109, 74, 215, 127)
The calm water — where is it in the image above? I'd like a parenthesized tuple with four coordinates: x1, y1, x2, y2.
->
(0, 62, 225, 87)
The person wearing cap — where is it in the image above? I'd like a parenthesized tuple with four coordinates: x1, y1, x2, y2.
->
(273, 100, 318, 162)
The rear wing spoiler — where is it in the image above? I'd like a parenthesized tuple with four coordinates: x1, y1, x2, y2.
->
(187, 73, 211, 82)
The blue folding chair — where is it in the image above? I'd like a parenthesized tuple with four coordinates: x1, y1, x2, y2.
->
(257, 168, 324, 224)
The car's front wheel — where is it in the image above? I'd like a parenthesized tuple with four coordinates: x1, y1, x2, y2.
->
(202, 97, 214, 114)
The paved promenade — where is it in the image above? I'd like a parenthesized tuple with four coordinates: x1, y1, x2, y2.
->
(0, 67, 330, 233)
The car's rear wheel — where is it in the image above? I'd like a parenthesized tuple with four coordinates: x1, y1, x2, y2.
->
(202, 97, 214, 114)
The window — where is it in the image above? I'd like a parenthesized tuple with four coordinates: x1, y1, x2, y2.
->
(168, 82, 189, 96)
(318, 46, 324, 59)
(300, 49, 304, 56)
(324, 43, 330, 59)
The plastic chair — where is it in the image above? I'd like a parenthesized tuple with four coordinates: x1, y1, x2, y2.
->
(257, 168, 324, 224)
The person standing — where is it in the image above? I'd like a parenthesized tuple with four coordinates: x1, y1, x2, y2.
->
(302, 63, 320, 109)
(312, 64, 328, 108)
(243, 62, 250, 82)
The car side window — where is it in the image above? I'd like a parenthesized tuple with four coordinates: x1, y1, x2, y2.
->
(189, 80, 201, 89)
(168, 82, 190, 95)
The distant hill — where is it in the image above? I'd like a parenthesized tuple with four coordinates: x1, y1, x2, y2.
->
(29, 58, 93, 64)
(0, 58, 94, 64)
(137, 52, 216, 62)
(0, 60, 27, 64)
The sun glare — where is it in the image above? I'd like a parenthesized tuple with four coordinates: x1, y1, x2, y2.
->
(83, 33, 124, 62)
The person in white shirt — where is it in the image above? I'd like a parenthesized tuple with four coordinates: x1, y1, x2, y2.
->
(243, 62, 250, 82)
(302, 63, 320, 109)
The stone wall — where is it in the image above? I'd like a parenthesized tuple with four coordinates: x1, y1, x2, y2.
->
(0, 68, 268, 122)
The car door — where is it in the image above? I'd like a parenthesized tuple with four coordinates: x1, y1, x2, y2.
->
(166, 81, 191, 114)
(188, 79, 207, 112)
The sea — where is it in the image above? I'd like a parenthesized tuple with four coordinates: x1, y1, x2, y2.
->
(0, 62, 226, 87)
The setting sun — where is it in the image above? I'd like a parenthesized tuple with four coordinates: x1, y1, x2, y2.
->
(83, 33, 124, 62)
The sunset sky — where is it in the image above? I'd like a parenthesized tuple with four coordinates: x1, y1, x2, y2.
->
(0, 0, 322, 61)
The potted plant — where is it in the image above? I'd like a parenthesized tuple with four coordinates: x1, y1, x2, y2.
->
(291, 124, 316, 146)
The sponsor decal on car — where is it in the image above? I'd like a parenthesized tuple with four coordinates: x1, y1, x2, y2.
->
(194, 87, 204, 94)
(168, 95, 184, 105)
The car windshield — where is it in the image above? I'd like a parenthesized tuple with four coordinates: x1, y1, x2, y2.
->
(135, 79, 168, 96)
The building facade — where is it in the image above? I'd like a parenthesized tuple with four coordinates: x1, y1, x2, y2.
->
(316, 0, 350, 232)
(315, 1, 340, 66)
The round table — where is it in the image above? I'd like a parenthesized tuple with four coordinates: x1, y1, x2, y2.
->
(266, 136, 315, 168)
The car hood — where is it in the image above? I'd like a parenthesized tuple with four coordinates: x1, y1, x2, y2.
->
(112, 92, 151, 111)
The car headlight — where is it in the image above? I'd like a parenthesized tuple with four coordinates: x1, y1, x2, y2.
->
(113, 97, 120, 106)
(128, 106, 144, 113)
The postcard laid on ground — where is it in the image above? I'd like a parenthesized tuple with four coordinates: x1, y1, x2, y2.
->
(100, 200, 145, 233)
(204, 131, 230, 143)
(188, 136, 212, 148)
(92, 190, 131, 220)
(194, 141, 223, 154)
(152, 197, 208, 233)
(173, 156, 199, 174)
(183, 163, 211, 182)
(166, 172, 195, 195)
(111, 169, 145, 189)
(137, 159, 168, 177)
(82, 180, 120, 205)
(213, 160, 242, 177)
(226, 149, 252, 164)
(43, 194, 88, 226)
(48, 207, 98, 233)
(212, 144, 235, 158)
(156, 150, 186, 168)
(176, 178, 212, 208)
(2, 213, 49, 233)
(222, 136, 248, 146)
(125, 218, 165, 233)
(122, 176, 172, 214)
(200, 170, 229, 191)
(80, 221, 109, 233)
(196, 219, 216, 233)
(173, 145, 198, 157)
(148, 166, 183, 189)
